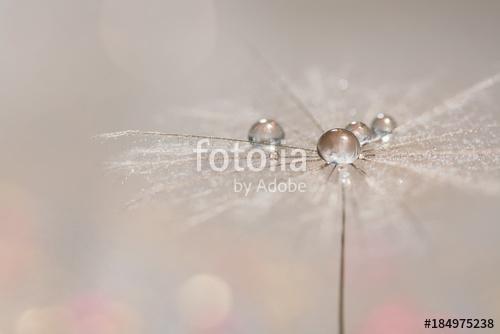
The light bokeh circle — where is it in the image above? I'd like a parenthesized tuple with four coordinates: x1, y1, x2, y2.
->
(177, 274, 233, 330)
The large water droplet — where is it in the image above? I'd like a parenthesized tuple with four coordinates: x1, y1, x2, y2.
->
(317, 128, 360, 165)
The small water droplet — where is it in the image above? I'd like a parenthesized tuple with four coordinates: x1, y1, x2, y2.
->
(248, 119, 285, 145)
(371, 113, 397, 140)
(345, 121, 374, 145)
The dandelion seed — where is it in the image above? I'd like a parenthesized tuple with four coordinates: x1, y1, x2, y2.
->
(99, 68, 500, 334)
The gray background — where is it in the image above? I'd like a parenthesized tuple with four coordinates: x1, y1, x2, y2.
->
(0, 1, 499, 333)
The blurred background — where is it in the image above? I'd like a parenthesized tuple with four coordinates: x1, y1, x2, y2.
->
(1, 0, 500, 333)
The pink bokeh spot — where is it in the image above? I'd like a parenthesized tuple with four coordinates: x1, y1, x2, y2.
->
(70, 294, 121, 334)
(360, 301, 423, 334)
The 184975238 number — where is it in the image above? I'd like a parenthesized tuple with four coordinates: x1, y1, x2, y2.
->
(424, 318, 494, 329)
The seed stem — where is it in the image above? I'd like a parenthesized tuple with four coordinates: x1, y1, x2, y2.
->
(338, 182, 347, 334)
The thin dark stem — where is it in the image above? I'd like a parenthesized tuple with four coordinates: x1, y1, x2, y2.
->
(327, 164, 338, 182)
(350, 163, 367, 176)
(338, 182, 347, 334)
